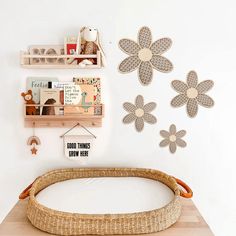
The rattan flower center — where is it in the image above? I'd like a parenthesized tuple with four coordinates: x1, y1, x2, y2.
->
(135, 108, 144, 117)
(169, 135, 177, 142)
(186, 88, 198, 99)
(138, 48, 153, 62)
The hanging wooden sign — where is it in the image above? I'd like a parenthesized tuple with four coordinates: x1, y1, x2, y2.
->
(60, 123, 96, 161)
(64, 135, 94, 160)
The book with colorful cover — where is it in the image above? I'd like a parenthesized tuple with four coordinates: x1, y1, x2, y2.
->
(64, 84, 95, 115)
(26, 77, 58, 104)
(64, 36, 79, 55)
(73, 77, 101, 115)
(40, 89, 60, 115)
(49, 82, 75, 114)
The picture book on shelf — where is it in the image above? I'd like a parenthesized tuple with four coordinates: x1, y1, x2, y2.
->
(64, 84, 95, 115)
(40, 89, 61, 115)
(64, 36, 79, 55)
(27, 77, 58, 104)
(49, 81, 75, 105)
(73, 77, 102, 115)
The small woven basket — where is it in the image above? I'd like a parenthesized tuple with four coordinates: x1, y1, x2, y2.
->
(19, 168, 193, 235)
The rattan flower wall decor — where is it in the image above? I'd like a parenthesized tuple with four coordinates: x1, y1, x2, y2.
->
(123, 95, 157, 132)
(118, 26, 173, 86)
(159, 124, 187, 153)
(171, 71, 214, 118)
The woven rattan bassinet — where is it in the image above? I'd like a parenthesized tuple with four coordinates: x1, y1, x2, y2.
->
(19, 168, 193, 235)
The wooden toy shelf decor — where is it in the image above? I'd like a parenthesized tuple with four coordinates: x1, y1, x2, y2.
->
(20, 46, 102, 69)
(24, 104, 104, 127)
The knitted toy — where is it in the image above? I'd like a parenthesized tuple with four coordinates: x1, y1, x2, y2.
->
(21, 90, 36, 115)
(78, 27, 106, 67)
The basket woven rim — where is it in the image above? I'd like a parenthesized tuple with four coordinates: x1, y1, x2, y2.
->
(29, 167, 180, 219)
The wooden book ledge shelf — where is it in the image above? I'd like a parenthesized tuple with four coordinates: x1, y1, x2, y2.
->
(20, 45, 102, 69)
(24, 104, 104, 127)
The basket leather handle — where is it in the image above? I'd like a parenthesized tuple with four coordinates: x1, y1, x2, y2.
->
(19, 176, 192, 199)
(19, 183, 33, 199)
(174, 177, 193, 198)
(19, 177, 40, 200)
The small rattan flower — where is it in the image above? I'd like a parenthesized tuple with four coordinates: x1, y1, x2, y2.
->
(118, 26, 173, 86)
(159, 124, 187, 153)
(123, 95, 157, 132)
(171, 71, 214, 118)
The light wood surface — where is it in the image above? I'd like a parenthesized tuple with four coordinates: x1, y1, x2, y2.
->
(0, 199, 214, 236)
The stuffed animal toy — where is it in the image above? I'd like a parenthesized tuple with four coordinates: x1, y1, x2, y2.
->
(78, 59, 93, 68)
(78, 27, 106, 67)
(21, 90, 36, 115)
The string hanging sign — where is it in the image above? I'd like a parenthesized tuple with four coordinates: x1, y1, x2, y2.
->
(60, 123, 96, 160)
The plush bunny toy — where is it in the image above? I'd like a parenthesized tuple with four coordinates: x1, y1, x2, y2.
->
(78, 27, 106, 67)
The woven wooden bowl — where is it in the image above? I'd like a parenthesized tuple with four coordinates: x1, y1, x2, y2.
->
(19, 168, 193, 235)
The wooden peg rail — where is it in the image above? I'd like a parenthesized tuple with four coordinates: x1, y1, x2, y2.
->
(24, 104, 104, 128)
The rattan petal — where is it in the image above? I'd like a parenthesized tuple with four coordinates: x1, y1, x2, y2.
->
(118, 27, 173, 86)
(159, 139, 170, 147)
(150, 38, 172, 55)
(119, 56, 140, 73)
(123, 95, 157, 132)
(138, 26, 152, 48)
(119, 39, 141, 55)
(176, 130, 186, 138)
(169, 124, 176, 135)
(123, 102, 136, 112)
(169, 142, 177, 153)
(187, 99, 198, 117)
(171, 80, 188, 93)
(159, 125, 187, 154)
(123, 113, 136, 124)
(171, 71, 214, 118)
(176, 138, 187, 147)
(143, 102, 157, 112)
(160, 130, 170, 138)
(197, 94, 214, 107)
(197, 80, 214, 94)
(135, 117, 144, 132)
(138, 61, 153, 85)
(187, 71, 198, 88)
(150, 55, 173, 73)
(171, 94, 188, 107)
(143, 113, 157, 124)
(135, 95, 144, 108)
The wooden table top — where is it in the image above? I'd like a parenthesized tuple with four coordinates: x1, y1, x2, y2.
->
(0, 198, 214, 236)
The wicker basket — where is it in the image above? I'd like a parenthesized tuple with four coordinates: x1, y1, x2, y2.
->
(19, 168, 193, 235)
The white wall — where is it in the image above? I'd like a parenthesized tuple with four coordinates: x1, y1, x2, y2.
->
(0, 0, 236, 235)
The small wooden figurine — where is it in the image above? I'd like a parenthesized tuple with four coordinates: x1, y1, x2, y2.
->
(27, 134, 41, 155)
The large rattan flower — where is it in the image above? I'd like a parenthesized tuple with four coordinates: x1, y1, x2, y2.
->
(159, 124, 187, 153)
(123, 95, 157, 132)
(118, 26, 173, 86)
(171, 71, 214, 118)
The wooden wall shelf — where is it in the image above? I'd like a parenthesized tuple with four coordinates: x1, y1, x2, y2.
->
(24, 104, 104, 128)
(20, 45, 102, 69)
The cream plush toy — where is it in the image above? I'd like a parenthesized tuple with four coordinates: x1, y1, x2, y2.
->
(78, 27, 106, 67)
